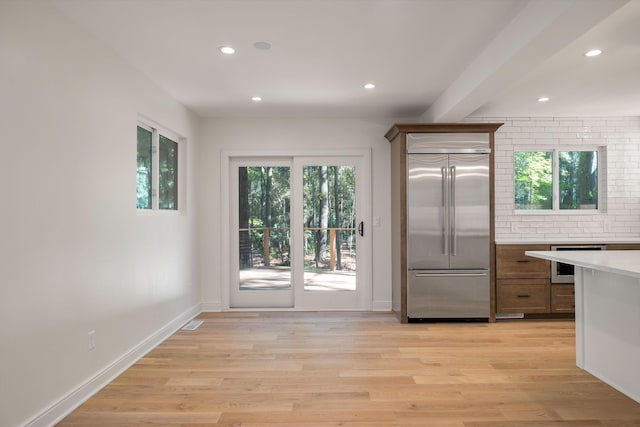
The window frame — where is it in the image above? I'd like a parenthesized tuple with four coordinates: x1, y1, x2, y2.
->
(136, 119, 185, 214)
(514, 146, 605, 214)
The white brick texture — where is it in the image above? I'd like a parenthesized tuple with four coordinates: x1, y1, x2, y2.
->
(465, 116, 640, 243)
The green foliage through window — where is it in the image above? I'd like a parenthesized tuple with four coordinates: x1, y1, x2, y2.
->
(136, 122, 181, 211)
(559, 151, 598, 209)
(159, 135, 178, 210)
(136, 126, 152, 209)
(239, 167, 291, 269)
(514, 151, 552, 209)
(237, 165, 357, 272)
(514, 149, 600, 211)
(303, 165, 356, 271)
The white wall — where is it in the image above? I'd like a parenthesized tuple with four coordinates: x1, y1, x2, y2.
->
(0, 2, 201, 426)
(199, 117, 394, 311)
(466, 116, 640, 243)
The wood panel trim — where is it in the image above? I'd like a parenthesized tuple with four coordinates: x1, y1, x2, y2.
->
(387, 124, 503, 323)
(385, 123, 504, 142)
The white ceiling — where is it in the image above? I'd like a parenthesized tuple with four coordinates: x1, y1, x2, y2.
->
(52, 0, 640, 120)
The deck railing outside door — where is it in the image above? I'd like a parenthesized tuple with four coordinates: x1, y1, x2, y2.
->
(239, 227, 355, 271)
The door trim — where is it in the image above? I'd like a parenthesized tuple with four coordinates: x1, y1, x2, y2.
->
(221, 149, 372, 311)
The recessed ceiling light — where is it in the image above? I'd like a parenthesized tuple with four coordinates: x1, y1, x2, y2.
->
(219, 46, 235, 55)
(537, 97, 550, 102)
(584, 49, 602, 57)
(364, 83, 376, 89)
(251, 96, 262, 102)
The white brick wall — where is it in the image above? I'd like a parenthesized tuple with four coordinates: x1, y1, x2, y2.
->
(465, 116, 640, 243)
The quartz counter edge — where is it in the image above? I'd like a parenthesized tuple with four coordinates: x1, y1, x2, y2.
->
(496, 240, 640, 244)
(525, 250, 640, 279)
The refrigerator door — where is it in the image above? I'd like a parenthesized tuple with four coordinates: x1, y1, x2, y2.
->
(407, 154, 449, 270)
(448, 154, 490, 270)
(407, 270, 490, 319)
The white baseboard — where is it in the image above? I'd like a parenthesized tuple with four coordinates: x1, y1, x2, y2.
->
(24, 304, 201, 427)
(23, 300, 391, 426)
(200, 301, 222, 312)
(372, 300, 392, 311)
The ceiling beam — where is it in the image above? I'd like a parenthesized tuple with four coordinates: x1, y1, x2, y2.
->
(419, 0, 630, 123)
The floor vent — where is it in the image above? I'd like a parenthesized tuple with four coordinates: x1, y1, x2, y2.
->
(181, 320, 203, 331)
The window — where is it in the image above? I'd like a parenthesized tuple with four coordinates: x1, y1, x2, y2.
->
(136, 126, 153, 209)
(159, 135, 178, 209)
(136, 122, 181, 211)
(514, 148, 603, 212)
(514, 151, 552, 210)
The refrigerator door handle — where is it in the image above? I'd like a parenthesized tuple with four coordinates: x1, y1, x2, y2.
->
(441, 166, 448, 255)
(450, 165, 456, 256)
(414, 272, 487, 278)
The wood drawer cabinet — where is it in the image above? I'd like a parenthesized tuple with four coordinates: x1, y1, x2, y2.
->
(551, 284, 575, 313)
(495, 242, 640, 317)
(496, 244, 551, 279)
(495, 244, 551, 315)
(497, 279, 550, 313)
(605, 244, 640, 250)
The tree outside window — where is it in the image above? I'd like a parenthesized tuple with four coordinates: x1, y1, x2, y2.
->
(136, 122, 181, 211)
(559, 151, 598, 210)
(514, 151, 552, 210)
(514, 149, 601, 212)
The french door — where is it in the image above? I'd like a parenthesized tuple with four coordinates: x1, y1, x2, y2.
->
(228, 154, 370, 310)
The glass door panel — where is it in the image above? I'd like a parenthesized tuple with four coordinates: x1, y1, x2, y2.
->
(302, 165, 357, 292)
(229, 154, 371, 310)
(293, 156, 370, 310)
(231, 161, 293, 308)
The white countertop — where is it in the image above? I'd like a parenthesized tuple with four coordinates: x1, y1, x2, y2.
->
(525, 250, 640, 279)
(496, 240, 640, 245)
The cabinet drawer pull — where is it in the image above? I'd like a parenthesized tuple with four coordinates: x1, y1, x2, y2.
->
(517, 294, 530, 298)
(516, 260, 531, 263)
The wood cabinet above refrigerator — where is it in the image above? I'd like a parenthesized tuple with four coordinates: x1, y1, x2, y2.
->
(385, 123, 503, 323)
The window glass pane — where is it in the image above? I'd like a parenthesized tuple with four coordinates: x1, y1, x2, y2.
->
(559, 151, 598, 209)
(159, 135, 178, 210)
(302, 165, 356, 291)
(514, 151, 553, 210)
(238, 166, 291, 290)
(136, 126, 152, 209)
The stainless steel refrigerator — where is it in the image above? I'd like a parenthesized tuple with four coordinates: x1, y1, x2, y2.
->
(406, 133, 490, 320)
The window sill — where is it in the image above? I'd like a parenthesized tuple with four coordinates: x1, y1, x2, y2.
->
(136, 209, 183, 217)
(514, 209, 605, 215)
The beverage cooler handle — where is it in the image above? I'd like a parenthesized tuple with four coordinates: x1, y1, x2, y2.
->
(441, 166, 448, 255)
(450, 165, 456, 256)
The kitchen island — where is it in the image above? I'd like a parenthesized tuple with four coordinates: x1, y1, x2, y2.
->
(525, 250, 640, 403)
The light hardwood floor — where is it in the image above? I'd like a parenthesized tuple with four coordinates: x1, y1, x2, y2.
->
(58, 312, 640, 426)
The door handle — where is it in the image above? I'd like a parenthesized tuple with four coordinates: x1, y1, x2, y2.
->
(450, 165, 456, 256)
(358, 221, 364, 237)
(415, 272, 487, 278)
(441, 166, 448, 255)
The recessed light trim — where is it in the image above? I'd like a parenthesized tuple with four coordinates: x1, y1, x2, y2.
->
(254, 41, 272, 50)
(251, 96, 262, 102)
(584, 49, 602, 57)
(364, 83, 376, 89)
(537, 97, 550, 102)
(219, 46, 235, 55)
